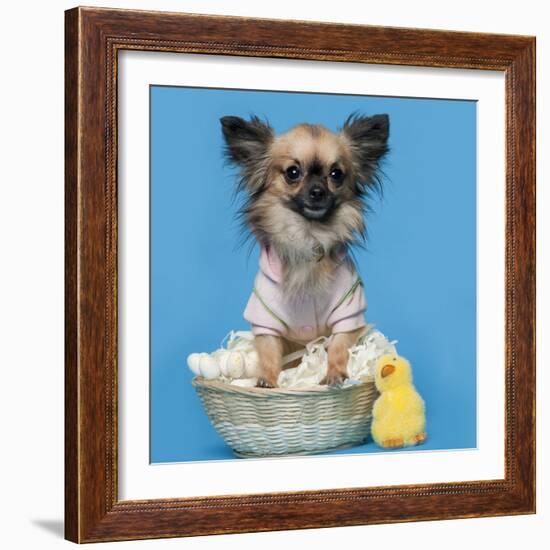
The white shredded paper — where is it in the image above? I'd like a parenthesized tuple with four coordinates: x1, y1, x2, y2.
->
(187, 325, 397, 388)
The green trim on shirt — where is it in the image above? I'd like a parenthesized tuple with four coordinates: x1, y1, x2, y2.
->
(328, 277, 363, 319)
(252, 287, 290, 331)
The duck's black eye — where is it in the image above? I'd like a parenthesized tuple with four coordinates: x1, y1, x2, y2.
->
(330, 167, 345, 184)
(285, 165, 301, 182)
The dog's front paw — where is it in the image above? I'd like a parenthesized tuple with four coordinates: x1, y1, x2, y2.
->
(320, 368, 348, 386)
(256, 377, 277, 389)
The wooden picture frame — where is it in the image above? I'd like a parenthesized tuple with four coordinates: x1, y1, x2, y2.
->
(65, 6, 536, 543)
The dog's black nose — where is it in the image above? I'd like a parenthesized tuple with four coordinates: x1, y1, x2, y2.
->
(309, 185, 326, 203)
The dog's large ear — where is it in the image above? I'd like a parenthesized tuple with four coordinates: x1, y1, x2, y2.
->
(341, 113, 389, 190)
(220, 116, 273, 191)
(221, 116, 273, 164)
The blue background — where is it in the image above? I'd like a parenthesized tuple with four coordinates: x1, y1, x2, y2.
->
(150, 85, 477, 463)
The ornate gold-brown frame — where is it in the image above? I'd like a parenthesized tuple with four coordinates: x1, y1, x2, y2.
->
(65, 6, 536, 542)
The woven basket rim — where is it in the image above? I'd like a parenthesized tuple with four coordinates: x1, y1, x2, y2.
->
(192, 375, 375, 397)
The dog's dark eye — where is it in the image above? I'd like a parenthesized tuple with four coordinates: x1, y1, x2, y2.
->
(330, 167, 345, 183)
(285, 165, 302, 182)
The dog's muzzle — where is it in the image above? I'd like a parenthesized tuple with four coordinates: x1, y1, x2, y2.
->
(297, 183, 335, 221)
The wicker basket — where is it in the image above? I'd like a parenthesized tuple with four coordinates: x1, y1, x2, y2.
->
(192, 377, 378, 458)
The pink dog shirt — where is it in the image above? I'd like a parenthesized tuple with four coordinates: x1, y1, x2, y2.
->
(244, 244, 367, 344)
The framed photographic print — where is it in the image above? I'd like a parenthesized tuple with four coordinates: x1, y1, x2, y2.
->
(65, 6, 536, 543)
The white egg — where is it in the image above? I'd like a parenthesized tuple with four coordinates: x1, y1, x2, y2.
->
(187, 353, 202, 375)
(244, 350, 260, 377)
(217, 353, 228, 375)
(227, 352, 245, 378)
(218, 352, 245, 378)
(199, 353, 220, 379)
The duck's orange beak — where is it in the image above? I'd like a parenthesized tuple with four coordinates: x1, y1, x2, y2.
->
(381, 364, 396, 378)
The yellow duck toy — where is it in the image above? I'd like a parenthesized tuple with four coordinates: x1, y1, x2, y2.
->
(371, 354, 427, 449)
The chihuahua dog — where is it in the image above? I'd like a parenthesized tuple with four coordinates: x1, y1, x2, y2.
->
(221, 113, 389, 387)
